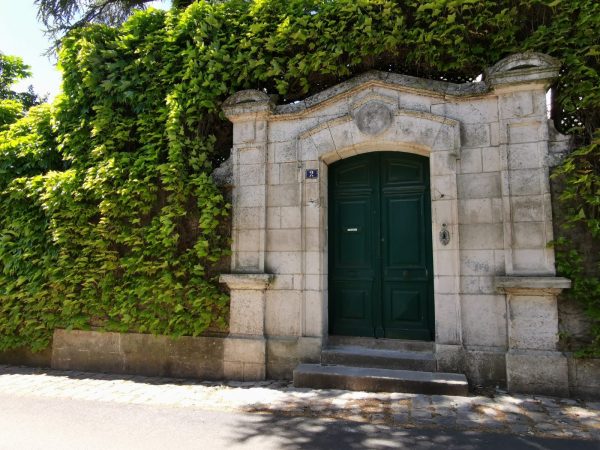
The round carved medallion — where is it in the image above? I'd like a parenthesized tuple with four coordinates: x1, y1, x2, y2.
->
(355, 101, 393, 136)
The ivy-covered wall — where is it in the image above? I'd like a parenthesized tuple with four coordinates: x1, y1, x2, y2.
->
(0, 0, 598, 353)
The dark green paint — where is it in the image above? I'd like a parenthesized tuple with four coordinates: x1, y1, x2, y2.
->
(328, 152, 434, 340)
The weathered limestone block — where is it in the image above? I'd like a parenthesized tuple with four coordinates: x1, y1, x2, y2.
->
(461, 123, 491, 149)
(223, 336, 266, 381)
(265, 251, 302, 274)
(457, 172, 501, 199)
(435, 343, 464, 373)
(463, 349, 507, 388)
(568, 357, 600, 400)
(459, 148, 483, 173)
(0, 347, 52, 368)
(434, 294, 462, 345)
(461, 294, 507, 348)
(220, 273, 273, 380)
(51, 330, 225, 379)
(506, 350, 569, 397)
(304, 289, 327, 337)
(459, 223, 504, 250)
(265, 290, 302, 336)
(431, 99, 498, 124)
(496, 276, 571, 395)
(266, 337, 321, 379)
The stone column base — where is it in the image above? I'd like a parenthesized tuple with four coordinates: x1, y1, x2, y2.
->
(224, 336, 266, 381)
(220, 273, 273, 381)
(506, 349, 569, 397)
(435, 344, 464, 373)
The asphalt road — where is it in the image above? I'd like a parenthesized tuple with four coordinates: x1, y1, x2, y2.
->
(0, 393, 596, 450)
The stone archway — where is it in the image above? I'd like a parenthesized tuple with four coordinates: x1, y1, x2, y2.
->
(296, 105, 463, 355)
(219, 53, 572, 396)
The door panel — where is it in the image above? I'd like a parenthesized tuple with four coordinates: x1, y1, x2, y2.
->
(382, 158, 425, 186)
(335, 198, 372, 268)
(384, 195, 424, 267)
(329, 152, 434, 340)
(330, 280, 375, 337)
(329, 154, 379, 337)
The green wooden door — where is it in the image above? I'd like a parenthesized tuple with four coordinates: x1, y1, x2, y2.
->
(328, 152, 434, 340)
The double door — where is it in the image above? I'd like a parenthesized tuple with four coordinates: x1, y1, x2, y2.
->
(328, 152, 434, 340)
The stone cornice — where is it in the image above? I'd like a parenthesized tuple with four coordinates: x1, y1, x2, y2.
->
(219, 273, 273, 290)
(495, 276, 571, 295)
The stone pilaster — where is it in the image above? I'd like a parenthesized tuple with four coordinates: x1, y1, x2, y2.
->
(496, 276, 571, 396)
(220, 273, 272, 381)
(222, 90, 274, 273)
(488, 53, 561, 276)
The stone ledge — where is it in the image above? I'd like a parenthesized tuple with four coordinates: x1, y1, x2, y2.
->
(219, 273, 273, 290)
(495, 276, 571, 295)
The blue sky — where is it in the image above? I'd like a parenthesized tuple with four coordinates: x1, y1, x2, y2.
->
(0, 0, 170, 101)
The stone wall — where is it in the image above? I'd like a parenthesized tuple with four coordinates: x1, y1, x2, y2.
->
(0, 346, 51, 367)
(569, 357, 600, 400)
(51, 329, 225, 379)
(0, 329, 598, 399)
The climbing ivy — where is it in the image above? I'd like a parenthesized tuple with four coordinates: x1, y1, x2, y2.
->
(0, 0, 599, 352)
(552, 134, 600, 357)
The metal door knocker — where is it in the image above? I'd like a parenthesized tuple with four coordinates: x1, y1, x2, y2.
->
(439, 223, 450, 246)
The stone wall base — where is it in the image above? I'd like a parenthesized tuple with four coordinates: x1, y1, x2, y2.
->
(1, 330, 598, 399)
(52, 329, 226, 379)
(267, 336, 322, 379)
(435, 344, 464, 374)
(436, 344, 507, 389)
(463, 348, 507, 388)
(0, 346, 52, 368)
(224, 335, 266, 381)
(506, 349, 569, 397)
(0, 330, 323, 383)
(568, 356, 600, 400)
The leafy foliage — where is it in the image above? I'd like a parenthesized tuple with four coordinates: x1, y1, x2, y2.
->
(0, 53, 31, 98)
(1, 0, 599, 352)
(552, 133, 600, 356)
(0, 52, 46, 129)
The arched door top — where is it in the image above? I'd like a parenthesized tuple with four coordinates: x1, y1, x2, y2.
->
(297, 108, 460, 165)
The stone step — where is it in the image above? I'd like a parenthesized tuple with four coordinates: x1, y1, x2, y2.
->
(321, 346, 437, 372)
(327, 336, 434, 353)
(293, 364, 469, 396)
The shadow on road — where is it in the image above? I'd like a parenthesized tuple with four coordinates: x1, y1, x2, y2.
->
(227, 412, 596, 450)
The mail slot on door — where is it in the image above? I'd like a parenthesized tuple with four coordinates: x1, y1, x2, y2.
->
(344, 227, 360, 232)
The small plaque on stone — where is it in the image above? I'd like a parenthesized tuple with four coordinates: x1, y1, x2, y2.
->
(306, 169, 319, 179)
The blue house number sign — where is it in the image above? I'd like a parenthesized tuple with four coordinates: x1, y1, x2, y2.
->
(305, 169, 319, 179)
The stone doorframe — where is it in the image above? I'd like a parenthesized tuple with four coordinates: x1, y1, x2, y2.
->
(219, 53, 572, 395)
(300, 110, 463, 349)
